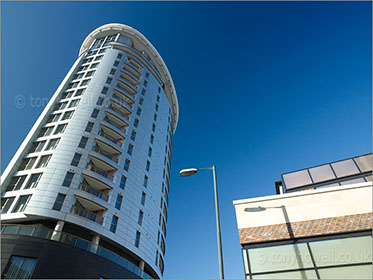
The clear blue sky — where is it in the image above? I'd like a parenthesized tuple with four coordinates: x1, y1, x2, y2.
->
(2, 1, 371, 279)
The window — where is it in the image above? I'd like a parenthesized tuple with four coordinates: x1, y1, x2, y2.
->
(106, 77, 112, 84)
(150, 134, 154, 144)
(117, 53, 122, 59)
(19, 157, 36, 170)
(154, 113, 157, 121)
(46, 138, 60, 150)
(127, 144, 134, 155)
(91, 109, 99, 118)
(78, 65, 88, 72)
(158, 87, 161, 93)
(61, 91, 73, 99)
(12, 195, 31, 213)
(47, 113, 61, 123)
(54, 124, 67, 134)
(119, 176, 127, 190)
(152, 123, 156, 132)
(110, 215, 118, 233)
(157, 95, 160, 102)
(141, 192, 146, 206)
(85, 122, 94, 132)
(143, 175, 148, 188)
(146, 160, 150, 172)
(97, 97, 104, 106)
(102, 86, 108, 95)
(98, 49, 106, 54)
(157, 231, 160, 244)
(1, 197, 15, 214)
(115, 194, 123, 210)
(136, 107, 142, 116)
(145, 72, 149, 78)
(62, 111, 74, 121)
(110, 68, 116, 75)
(138, 210, 144, 225)
(29, 141, 46, 153)
(39, 127, 53, 137)
(85, 70, 95, 77)
(70, 153, 82, 167)
(135, 231, 141, 248)
(148, 147, 152, 157)
(36, 155, 51, 168)
(55, 102, 67, 111)
(83, 57, 93, 64)
(144, 80, 148, 87)
(2, 256, 37, 279)
(139, 97, 144, 105)
(67, 82, 79, 89)
(141, 88, 146, 96)
(134, 118, 139, 128)
(124, 159, 130, 172)
(113, 60, 119, 67)
(52, 193, 66, 211)
(87, 50, 97, 56)
(130, 130, 136, 141)
(6, 176, 26, 191)
(73, 73, 84, 80)
(155, 104, 159, 111)
(95, 55, 103, 61)
(80, 79, 90, 86)
(68, 99, 80, 108)
(62, 172, 74, 187)
(75, 88, 85, 97)
(90, 63, 99, 69)
(24, 173, 42, 189)
(78, 136, 88, 148)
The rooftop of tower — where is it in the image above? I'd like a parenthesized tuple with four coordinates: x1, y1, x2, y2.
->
(79, 23, 179, 133)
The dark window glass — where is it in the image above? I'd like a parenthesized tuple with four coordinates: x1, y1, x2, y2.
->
(124, 159, 130, 172)
(102, 86, 108, 95)
(12, 195, 31, 213)
(135, 231, 141, 247)
(52, 193, 66, 211)
(78, 136, 89, 148)
(85, 122, 94, 132)
(138, 210, 144, 225)
(127, 144, 134, 155)
(71, 153, 82, 167)
(115, 194, 123, 210)
(110, 216, 118, 233)
(24, 173, 42, 189)
(1, 197, 15, 214)
(2, 256, 37, 279)
(119, 176, 126, 190)
(141, 192, 146, 206)
(91, 109, 99, 118)
(62, 172, 74, 187)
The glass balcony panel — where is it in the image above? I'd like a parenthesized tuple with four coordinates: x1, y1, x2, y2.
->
(18, 225, 34, 236)
(331, 159, 360, 178)
(282, 170, 313, 190)
(78, 183, 109, 201)
(309, 164, 336, 183)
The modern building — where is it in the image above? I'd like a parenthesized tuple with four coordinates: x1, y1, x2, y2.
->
(233, 153, 372, 279)
(1, 23, 178, 279)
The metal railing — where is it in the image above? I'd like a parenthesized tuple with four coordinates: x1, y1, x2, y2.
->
(108, 105, 130, 120)
(104, 117, 126, 132)
(98, 130, 121, 147)
(93, 145, 118, 163)
(88, 164, 114, 181)
(70, 205, 104, 225)
(78, 183, 109, 202)
(1, 224, 152, 278)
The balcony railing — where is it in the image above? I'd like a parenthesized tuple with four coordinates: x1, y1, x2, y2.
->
(93, 145, 118, 163)
(70, 205, 103, 225)
(112, 94, 133, 109)
(1, 224, 149, 278)
(104, 117, 126, 132)
(98, 130, 121, 147)
(78, 183, 109, 201)
(108, 105, 130, 120)
(88, 164, 114, 181)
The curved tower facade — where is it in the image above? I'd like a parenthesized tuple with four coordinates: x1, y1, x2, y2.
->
(1, 23, 178, 279)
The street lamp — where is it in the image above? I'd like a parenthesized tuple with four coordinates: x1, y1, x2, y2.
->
(179, 165, 224, 279)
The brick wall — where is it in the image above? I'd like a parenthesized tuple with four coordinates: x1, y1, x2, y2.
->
(238, 213, 373, 244)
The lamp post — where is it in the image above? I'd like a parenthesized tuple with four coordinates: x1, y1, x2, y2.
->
(179, 165, 225, 279)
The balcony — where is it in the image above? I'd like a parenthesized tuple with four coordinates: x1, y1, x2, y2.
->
(113, 88, 134, 108)
(117, 80, 136, 97)
(124, 62, 141, 78)
(108, 104, 130, 122)
(78, 182, 109, 202)
(86, 158, 115, 181)
(92, 143, 119, 164)
(122, 68, 140, 82)
(98, 128, 123, 147)
(127, 57, 143, 71)
(103, 113, 127, 133)
(120, 71, 139, 88)
(70, 205, 103, 225)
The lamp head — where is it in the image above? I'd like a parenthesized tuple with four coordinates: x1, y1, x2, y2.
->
(179, 168, 198, 177)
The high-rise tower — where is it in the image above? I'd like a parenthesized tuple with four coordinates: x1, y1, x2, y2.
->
(1, 23, 178, 279)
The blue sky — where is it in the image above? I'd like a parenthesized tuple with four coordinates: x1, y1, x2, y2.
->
(2, 1, 371, 279)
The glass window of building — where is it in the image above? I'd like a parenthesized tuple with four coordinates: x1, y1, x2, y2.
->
(12, 195, 32, 213)
(148, 147, 152, 157)
(110, 215, 118, 233)
(127, 144, 134, 155)
(39, 127, 54, 137)
(1, 197, 15, 214)
(74, 88, 85, 97)
(115, 194, 123, 210)
(6, 176, 27, 191)
(68, 99, 79, 109)
(46, 138, 60, 150)
(101, 86, 108, 95)
(96, 97, 104, 106)
(138, 210, 144, 225)
(106, 77, 112, 84)
(70, 153, 82, 167)
(62, 172, 74, 187)
(24, 173, 42, 189)
(130, 130, 136, 141)
(146, 160, 150, 172)
(52, 193, 66, 211)
(139, 97, 144, 105)
(124, 159, 130, 172)
(62, 110, 74, 121)
(90, 63, 99, 69)
(136, 107, 142, 116)
(119, 175, 127, 190)
(29, 141, 46, 153)
(78, 136, 88, 148)
(113, 60, 119, 67)
(91, 109, 99, 119)
(152, 123, 156, 132)
(135, 231, 141, 247)
(61, 91, 73, 99)
(150, 134, 154, 144)
(36, 155, 51, 168)
(134, 118, 139, 128)
(2, 255, 37, 279)
(110, 68, 116, 75)
(80, 79, 90, 87)
(141, 192, 146, 206)
(85, 122, 94, 132)
(85, 70, 95, 77)
(143, 175, 148, 188)
(54, 124, 67, 135)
